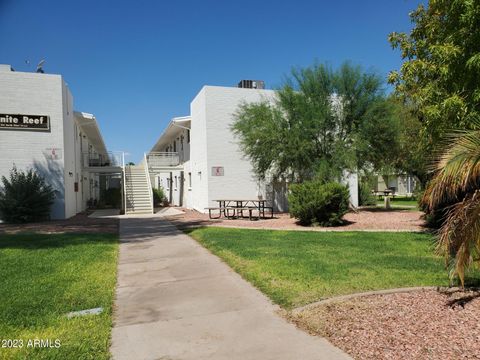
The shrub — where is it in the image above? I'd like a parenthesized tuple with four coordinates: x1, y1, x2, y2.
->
(0, 167, 55, 223)
(288, 181, 350, 226)
(359, 181, 376, 206)
(152, 187, 166, 206)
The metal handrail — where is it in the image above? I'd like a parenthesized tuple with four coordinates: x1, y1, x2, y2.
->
(144, 152, 154, 213)
(82, 151, 123, 168)
(122, 152, 127, 214)
(147, 152, 180, 167)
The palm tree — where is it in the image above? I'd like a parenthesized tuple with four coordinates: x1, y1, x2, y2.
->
(422, 123, 480, 286)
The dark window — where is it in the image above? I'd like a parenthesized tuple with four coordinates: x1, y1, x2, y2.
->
(173, 140, 176, 152)
(187, 130, 190, 143)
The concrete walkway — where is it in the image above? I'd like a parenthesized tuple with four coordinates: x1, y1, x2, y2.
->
(111, 217, 351, 360)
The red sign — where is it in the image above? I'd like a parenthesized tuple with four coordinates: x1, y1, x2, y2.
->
(211, 167, 224, 176)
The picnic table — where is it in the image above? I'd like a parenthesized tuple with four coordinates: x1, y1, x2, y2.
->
(206, 199, 274, 220)
(371, 189, 395, 198)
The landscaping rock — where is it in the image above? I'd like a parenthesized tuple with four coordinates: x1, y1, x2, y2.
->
(291, 289, 480, 360)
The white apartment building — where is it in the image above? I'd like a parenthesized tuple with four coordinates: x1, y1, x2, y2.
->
(148, 83, 359, 213)
(0, 64, 120, 219)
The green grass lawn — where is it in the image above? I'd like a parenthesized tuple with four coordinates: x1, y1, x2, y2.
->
(187, 227, 451, 309)
(375, 197, 419, 210)
(0, 233, 118, 360)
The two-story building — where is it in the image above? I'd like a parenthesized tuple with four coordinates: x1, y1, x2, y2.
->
(0, 64, 120, 220)
(148, 82, 359, 213)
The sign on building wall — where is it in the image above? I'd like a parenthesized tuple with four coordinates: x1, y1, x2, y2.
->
(0, 114, 50, 132)
(211, 166, 224, 176)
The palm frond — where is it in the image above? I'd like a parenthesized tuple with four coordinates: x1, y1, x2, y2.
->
(423, 124, 480, 210)
(436, 190, 480, 286)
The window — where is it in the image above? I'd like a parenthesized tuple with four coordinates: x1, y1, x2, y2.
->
(173, 140, 176, 152)
(187, 130, 190, 143)
(188, 172, 192, 188)
(180, 135, 184, 151)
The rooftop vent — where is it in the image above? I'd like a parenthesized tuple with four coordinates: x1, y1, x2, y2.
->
(237, 80, 265, 89)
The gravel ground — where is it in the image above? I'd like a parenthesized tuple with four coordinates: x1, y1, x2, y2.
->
(291, 289, 480, 360)
(0, 212, 119, 234)
(167, 207, 426, 232)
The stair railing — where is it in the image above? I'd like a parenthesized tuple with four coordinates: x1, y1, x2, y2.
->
(144, 152, 154, 213)
(122, 152, 127, 214)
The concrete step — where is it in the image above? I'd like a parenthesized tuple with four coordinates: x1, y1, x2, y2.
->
(126, 199, 152, 204)
(126, 197, 151, 202)
(126, 205, 153, 210)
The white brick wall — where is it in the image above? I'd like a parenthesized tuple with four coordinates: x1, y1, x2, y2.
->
(203, 86, 277, 210)
(188, 88, 209, 211)
(0, 68, 103, 219)
(0, 70, 67, 219)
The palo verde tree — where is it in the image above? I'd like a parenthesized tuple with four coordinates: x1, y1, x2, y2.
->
(232, 61, 401, 184)
(390, 0, 480, 226)
(388, 0, 480, 160)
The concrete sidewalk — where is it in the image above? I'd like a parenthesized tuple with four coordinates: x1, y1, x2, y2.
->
(111, 217, 351, 360)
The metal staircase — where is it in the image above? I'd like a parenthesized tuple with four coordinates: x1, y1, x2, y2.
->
(124, 164, 154, 214)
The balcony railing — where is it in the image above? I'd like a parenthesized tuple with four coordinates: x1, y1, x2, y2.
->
(82, 151, 123, 168)
(146, 152, 180, 167)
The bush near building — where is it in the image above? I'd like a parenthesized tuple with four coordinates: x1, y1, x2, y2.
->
(152, 187, 166, 207)
(0, 167, 54, 223)
(288, 181, 350, 226)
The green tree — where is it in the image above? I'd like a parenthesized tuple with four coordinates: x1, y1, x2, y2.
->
(388, 0, 480, 155)
(390, 97, 430, 187)
(355, 97, 402, 173)
(232, 62, 399, 183)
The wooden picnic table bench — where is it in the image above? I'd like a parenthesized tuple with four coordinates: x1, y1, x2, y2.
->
(205, 207, 222, 219)
(206, 199, 274, 220)
(225, 207, 257, 220)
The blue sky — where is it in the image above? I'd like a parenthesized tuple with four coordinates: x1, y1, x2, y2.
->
(0, 0, 421, 163)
